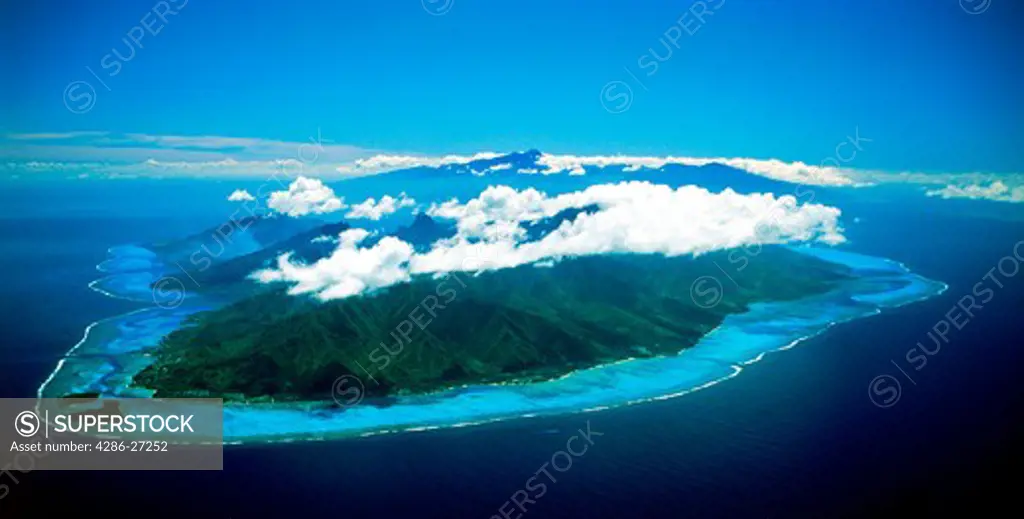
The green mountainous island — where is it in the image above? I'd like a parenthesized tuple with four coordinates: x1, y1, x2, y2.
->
(134, 233, 852, 403)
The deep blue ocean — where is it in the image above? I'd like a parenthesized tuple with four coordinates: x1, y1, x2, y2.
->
(1, 179, 1022, 517)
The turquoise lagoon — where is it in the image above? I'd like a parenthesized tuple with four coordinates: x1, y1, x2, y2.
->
(38, 244, 947, 443)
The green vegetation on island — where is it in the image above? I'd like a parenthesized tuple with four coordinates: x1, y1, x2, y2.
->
(134, 247, 851, 403)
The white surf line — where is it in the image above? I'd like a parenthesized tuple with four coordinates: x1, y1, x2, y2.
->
(86, 276, 156, 302)
(223, 264, 949, 444)
(36, 306, 154, 399)
(221, 365, 744, 446)
(54, 246, 947, 445)
(37, 247, 173, 397)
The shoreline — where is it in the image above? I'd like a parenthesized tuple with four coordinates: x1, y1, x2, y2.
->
(38, 245, 947, 444)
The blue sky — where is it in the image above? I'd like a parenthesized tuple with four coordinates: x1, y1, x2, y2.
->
(1, 0, 1022, 175)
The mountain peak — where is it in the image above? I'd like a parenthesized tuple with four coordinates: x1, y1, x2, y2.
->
(455, 149, 544, 175)
(393, 212, 456, 249)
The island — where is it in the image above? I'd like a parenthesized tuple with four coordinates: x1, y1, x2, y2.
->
(133, 246, 852, 403)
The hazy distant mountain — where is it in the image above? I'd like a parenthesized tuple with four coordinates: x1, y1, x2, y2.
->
(146, 215, 323, 268)
(390, 212, 456, 250)
(184, 221, 350, 292)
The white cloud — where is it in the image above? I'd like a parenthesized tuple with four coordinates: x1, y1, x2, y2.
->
(6, 161, 94, 171)
(0, 131, 375, 177)
(254, 229, 414, 300)
(345, 193, 417, 220)
(227, 189, 256, 202)
(311, 235, 338, 244)
(925, 181, 1024, 203)
(258, 181, 846, 300)
(5, 131, 108, 140)
(346, 152, 501, 174)
(333, 151, 858, 185)
(144, 158, 304, 169)
(427, 185, 549, 238)
(414, 182, 845, 272)
(267, 176, 345, 217)
(533, 154, 856, 185)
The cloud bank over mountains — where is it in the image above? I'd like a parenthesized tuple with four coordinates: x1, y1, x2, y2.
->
(255, 228, 415, 300)
(254, 181, 846, 300)
(351, 153, 502, 172)
(331, 151, 857, 186)
(4, 131, 1021, 202)
(926, 181, 1024, 203)
(527, 154, 856, 186)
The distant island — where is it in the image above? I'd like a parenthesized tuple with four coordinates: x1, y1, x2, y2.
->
(133, 244, 851, 403)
